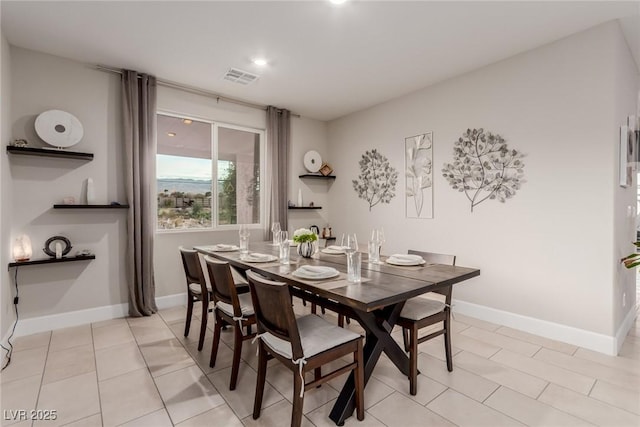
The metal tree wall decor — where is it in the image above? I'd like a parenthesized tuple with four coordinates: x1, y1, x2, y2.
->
(405, 132, 433, 218)
(352, 149, 398, 211)
(442, 128, 525, 212)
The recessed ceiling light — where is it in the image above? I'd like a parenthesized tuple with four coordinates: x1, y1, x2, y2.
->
(167, 132, 176, 137)
(182, 119, 193, 125)
(330, 0, 347, 4)
(252, 58, 268, 66)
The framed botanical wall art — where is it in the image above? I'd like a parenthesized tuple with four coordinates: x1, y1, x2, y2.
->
(620, 124, 634, 188)
(405, 132, 433, 218)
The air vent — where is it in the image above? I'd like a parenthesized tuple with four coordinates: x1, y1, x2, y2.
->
(223, 68, 259, 85)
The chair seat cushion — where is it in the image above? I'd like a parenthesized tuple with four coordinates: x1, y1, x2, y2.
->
(400, 297, 446, 321)
(261, 314, 361, 360)
(188, 283, 211, 295)
(216, 292, 254, 318)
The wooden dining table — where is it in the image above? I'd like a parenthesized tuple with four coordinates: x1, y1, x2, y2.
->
(195, 242, 480, 426)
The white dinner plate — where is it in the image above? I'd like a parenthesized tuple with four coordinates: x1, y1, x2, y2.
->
(292, 266, 340, 280)
(385, 255, 426, 266)
(241, 253, 278, 263)
(207, 244, 239, 252)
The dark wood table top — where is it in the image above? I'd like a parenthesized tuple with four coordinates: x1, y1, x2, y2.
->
(195, 242, 480, 313)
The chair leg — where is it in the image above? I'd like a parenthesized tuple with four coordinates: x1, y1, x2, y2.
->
(291, 370, 304, 427)
(229, 323, 244, 390)
(338, 314, 344, 328)
(209, 313, 222, 368)
(402, 327, 410, 352)
(198, 300, 208, 351)
(409, 326, 418, 396)
(184, 296, 194, 337)
(444, 314, 453, 372)
(311, 303, 317, 314)
(354, 340, 365, 421)
(314, 367, 322, 387)
(253, 343, 267, 420)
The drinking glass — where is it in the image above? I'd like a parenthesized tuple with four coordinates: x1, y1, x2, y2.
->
(377, 227, 385, 259)
(347, 252, 362, 282)
(271, 222, 281, 245)
(344, 233, 360, 281)
(278, 230, 290, 264)
(239, 224, 250, 254)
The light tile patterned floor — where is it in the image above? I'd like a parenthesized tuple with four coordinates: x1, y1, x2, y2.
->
(1, 303, 638, 427)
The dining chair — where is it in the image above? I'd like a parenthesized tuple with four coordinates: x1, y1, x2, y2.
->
(397, 250, 456, 395)
(204, 256, 256, 390)
(246, 270, 364, 427)
(179, 247, 212, 351)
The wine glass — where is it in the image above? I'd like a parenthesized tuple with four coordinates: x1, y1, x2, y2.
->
(271, 222, 281, 245)
(344, 233, 358, 254)
(369, 229, 381, 263)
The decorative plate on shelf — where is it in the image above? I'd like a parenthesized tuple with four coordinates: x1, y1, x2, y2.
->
(35, 110, 84, 148)
(303, 150, 322, 173)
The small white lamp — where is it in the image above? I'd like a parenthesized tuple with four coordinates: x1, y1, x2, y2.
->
(13, 235, 32, 262)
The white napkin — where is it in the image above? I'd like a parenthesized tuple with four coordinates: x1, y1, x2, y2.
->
(213, 244, 236, 250)
(387, 254, 424, 263)
(294, 265, 338, 278)
(326, 245, 346, 251)
(245, 253, 272, 261)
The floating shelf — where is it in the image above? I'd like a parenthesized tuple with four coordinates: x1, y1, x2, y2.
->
(299, 174, 336, 180)
(8, 255, 96, 269)
(7, 146, 94, 160)
(53, 204, 130, 209)
(288, 206, 322, 210)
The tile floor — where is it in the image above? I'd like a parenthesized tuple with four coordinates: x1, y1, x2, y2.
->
(1, 303, 639, 427)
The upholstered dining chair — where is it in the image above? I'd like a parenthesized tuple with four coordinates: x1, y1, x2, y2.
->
(204, 256, 256, 390)
(397, 250, 456, 395)
(246, 271, 365, 427)
(179, 247, 212, 351)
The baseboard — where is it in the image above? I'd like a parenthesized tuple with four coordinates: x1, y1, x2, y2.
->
(452, 299, 618, 356)
(614, 307, 637, 354)
(156, 293, 187, 310)
(14, 293, 187, 337)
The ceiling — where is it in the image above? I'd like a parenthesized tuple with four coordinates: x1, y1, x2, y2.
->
(2, 1, 639, 121)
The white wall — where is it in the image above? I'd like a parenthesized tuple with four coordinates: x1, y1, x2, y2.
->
(612, 24, 640, 347)
(288, 117, 330, 235)
(8, 47, 128, 330)
(1, 31, 14, 340)
(327, 21, 638, 354)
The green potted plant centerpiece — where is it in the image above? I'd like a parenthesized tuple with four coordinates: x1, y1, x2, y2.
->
(293, 228, 318, 258)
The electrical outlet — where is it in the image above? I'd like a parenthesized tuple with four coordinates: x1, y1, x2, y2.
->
(623, 292, 627, 307)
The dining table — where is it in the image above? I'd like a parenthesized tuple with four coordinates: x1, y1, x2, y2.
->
(195, 242, 480, 426)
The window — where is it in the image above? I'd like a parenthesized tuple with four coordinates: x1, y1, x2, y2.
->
(156, 113, 263, 231)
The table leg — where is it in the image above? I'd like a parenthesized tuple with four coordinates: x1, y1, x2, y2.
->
(329, 302, 406, 425)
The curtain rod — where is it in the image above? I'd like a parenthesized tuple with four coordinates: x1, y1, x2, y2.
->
(94, 65, 300, 117)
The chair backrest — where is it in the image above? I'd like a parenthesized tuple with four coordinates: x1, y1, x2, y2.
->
(408, 249, 456, 300)
(204, 256, 243, 317)
(180, 247, 207, 295)
(246, 270, 304, 360)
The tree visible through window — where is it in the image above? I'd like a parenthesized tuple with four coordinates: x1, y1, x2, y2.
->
(156, 114, 262, 230)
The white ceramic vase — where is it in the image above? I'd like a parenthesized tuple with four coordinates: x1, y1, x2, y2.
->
(86, 178, 95, 204)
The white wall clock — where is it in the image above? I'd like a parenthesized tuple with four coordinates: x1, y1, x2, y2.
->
(35, 110, 84, 148)
(303, 150, 322, 173)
